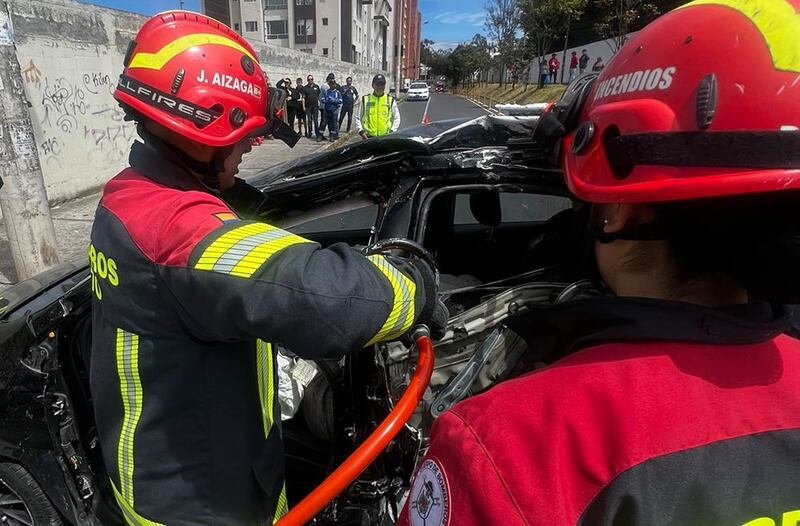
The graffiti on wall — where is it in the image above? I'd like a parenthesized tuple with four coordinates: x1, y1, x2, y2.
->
(23, 59, 135, 171)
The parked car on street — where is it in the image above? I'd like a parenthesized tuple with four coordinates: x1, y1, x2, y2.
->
(0, 77, 607, 525)
(406, 82, 430, 101)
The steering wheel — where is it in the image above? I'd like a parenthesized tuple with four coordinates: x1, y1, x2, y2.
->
(275, 239, 437, 526)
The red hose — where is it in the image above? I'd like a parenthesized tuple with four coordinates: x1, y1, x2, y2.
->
(276, 334, 435, 526)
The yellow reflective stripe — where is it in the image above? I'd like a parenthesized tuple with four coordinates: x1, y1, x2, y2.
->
(256, 340, 275, 438)
(194, 222, 314, 278)
(112, 482, 165, 526)
(116, 329, 142, 506)
(364, 255, 416, 346)
(678, 0, 800, 72)
(273, 483, 289, 523)
(195, 222, 271, 270)
(129, 33, 257, 71)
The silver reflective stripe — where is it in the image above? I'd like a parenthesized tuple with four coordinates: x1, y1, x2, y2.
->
(212, 229, 294, 274)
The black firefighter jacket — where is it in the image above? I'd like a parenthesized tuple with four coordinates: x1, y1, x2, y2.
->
(88, 141, 429, 525)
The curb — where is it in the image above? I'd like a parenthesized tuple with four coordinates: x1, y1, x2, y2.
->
(320, 131, 357, 150)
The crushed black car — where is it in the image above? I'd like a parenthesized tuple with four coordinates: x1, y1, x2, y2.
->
(0, 77, 612, 525)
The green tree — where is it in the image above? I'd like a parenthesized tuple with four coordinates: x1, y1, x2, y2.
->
(521, 0, 587, 86)
(594, 0, 659, 52)
(485, 0, 520, 86)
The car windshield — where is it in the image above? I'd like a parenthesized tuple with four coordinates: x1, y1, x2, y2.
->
(410, 83, 427, 89)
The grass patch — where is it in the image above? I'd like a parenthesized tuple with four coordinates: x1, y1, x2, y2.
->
(455, 84, 566, 105)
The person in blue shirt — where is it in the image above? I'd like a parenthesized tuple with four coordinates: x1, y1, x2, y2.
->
(321, 77, 343, 142)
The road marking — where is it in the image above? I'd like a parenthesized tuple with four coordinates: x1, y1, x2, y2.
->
(421, 94, 433, 124)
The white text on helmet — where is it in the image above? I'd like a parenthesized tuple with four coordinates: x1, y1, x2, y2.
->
(202, 71, 263, 99)
(117, 77, 216, 124)
(593, 67, 676, 102)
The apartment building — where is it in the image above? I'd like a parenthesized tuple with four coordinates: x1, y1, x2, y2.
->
(201, 0, 396, 72)
(393, 0, 421, 82)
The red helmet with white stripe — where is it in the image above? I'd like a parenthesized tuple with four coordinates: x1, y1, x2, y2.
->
(114, 11, 267, 147)
(563, 0, 800, 203)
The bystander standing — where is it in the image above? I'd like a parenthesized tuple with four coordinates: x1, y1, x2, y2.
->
(568, 51, 579, 83)
(339, 77, 359, 132)
(579, 49, 590, 75)
(593, 57, 605, 72)
(548, 53, 560, 84)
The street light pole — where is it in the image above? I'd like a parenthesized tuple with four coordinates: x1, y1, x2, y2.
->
(395, 0, 404, 96)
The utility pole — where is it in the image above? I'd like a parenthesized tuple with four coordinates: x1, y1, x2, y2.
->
(395, 0, 404, 96)
(0, 0, 60, 281)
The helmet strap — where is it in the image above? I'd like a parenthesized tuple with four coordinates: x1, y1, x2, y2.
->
(137, 123, 230, 192)
(592, 220, 672, 244)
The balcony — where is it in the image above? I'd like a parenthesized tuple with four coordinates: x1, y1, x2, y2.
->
(373, 14, 390, 26)
(265, 0, 288, 9)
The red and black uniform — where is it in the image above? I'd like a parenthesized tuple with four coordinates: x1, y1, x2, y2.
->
(90, 140, 430, 525)
(399, 298, 800, 525)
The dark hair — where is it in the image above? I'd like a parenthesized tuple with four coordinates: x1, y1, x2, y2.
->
(654, 192, 800, 303)
(297, 77, 303, 82)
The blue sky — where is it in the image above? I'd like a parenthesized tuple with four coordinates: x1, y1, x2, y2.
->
(77, 0, 201, 16)
(80, 0, 484, 51)
(418, 0, 487, 51)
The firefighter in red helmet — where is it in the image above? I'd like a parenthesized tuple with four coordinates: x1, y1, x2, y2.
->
(90, 11, 446, 525)
(400, 0, 800, 524)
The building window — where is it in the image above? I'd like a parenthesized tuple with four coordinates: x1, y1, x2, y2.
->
(323, 48, 329, 55)
(265, 0, 287, 8)
(304, 0, 312, 4)
(322, 17, 328, 25)
(266, 20, 289, 39)
(296, 18, 314, 36)
(233, 22, 240, 31)
(245, 20, 258, 32)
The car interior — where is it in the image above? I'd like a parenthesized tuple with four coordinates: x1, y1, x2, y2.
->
(421, 189, 587, 288)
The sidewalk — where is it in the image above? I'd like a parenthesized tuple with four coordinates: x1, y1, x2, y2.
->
(0, 135, 334, 288)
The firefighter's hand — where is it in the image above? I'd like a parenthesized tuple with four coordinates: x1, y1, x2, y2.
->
(359, 131, 370, 139)
(408, 258, 448, 341)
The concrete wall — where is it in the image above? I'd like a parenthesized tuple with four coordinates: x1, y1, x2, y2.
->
(9, 0, 385, 204)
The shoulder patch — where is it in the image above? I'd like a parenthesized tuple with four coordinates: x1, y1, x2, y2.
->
(213, 212, 239, 224)
(408, 458, 450, 526)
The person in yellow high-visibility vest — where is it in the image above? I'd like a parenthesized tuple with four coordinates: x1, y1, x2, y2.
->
(356, 74, 401, 139)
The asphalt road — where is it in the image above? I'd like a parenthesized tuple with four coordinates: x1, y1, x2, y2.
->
(398, 93, 488, 129)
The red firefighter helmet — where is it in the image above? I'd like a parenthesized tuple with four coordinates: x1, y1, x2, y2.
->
(563, 0, 800, 203)
(114, 11, 267, 147)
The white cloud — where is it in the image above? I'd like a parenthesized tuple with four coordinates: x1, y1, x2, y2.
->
(431, 41, 459, 51)
(431, 11, 485, 25)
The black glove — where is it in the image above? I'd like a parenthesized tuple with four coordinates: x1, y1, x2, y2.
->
(406, 258, 449, 341)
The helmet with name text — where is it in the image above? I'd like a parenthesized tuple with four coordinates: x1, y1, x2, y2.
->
(114, 11, 268, 147)
(563, 0, 800, 203)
